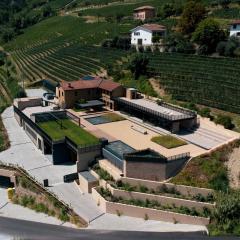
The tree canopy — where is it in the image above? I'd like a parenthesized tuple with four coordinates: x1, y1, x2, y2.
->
(192, 18, 226, 54)
(128, 53, 149, 79)
(178, 1, 206, 35)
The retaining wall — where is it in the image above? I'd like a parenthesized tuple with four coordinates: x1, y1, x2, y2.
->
(121, 177, 213, 197)
(92, 188, 210, 226)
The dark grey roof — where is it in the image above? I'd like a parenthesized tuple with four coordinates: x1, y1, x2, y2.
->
(76, 100, 104, 109)
(79, 171, 98, 182)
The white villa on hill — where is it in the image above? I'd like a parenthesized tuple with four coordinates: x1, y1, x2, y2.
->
(229, 20, 240, 37)
(130, 24, 166, 46)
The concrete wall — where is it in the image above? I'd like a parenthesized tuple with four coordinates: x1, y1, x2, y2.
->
(92, 188, 210, 226)
(77, 149, 101, 172)
(111, 188, 214, 212)
(230, 24, 240, 37)
(78, 174, 98, 193)
(96, 179, 214, 212)
(121, 177, 214, 197)
(131, 29, 152, 46)
(14, 98, 42, 111)
(124, 160, 167, 181)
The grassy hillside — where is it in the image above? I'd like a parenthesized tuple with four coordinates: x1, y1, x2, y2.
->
(5, 16, 133, 50)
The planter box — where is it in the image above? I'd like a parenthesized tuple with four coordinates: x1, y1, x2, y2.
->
(121, 177, 214, 197)
(92, 188, 210, 226)
(111, 188, 214, 211)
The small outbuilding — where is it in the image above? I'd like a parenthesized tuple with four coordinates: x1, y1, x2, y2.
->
(133, 6, 156, 21)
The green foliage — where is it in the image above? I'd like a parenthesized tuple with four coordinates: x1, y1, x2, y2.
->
(128, 53, 149, 79)
(146, 52, 240, 114)
(216, 37, 240, 57)
(93, 164, 114, 181)
(151, 135, 187, 149)
(199, 107, 212, 118)
(38, 119, 99, 146)
(170, 143, 233, 191)
(214, 114, 235, 129)
(192, 18, 226, 54)
(164, 32, 195, 53)
(209, 190, 240, 236)
(178, 1, 206, 34)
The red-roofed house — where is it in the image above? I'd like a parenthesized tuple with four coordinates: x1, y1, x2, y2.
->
(56, 77, 125, 109)
(130, 24, 166, 46)
(133, 6, 156, 21)
(230, 20, 240, 37)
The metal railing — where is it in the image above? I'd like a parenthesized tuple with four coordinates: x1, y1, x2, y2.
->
(115, 98, 195, 121)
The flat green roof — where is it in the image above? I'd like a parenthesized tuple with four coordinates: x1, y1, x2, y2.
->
(38, 119, 99, 146)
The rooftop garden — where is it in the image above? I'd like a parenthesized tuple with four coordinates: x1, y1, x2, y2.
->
(38, 119, 99, 146)
(151, 135, 187, 149)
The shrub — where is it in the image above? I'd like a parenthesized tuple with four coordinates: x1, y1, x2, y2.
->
(214, 114, 235, 129)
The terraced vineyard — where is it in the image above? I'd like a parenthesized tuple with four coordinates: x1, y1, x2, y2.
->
(147, 53, 240, 114)
(11, 40, 129, 84)
(0, 68, 12, 111)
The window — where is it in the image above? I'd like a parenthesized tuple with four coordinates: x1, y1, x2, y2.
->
(62, 91, 64, 96)
(134, 32, 140, 36)
(75, 91, 78, 96)
(233, 24, 237, 30)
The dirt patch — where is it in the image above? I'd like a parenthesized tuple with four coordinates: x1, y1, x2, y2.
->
(227, 147, 240, 189)
(149, 78, 166, 96)
(82, 16, 105, 23)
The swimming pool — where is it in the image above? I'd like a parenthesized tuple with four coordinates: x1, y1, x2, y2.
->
(85, 116, 111, 125)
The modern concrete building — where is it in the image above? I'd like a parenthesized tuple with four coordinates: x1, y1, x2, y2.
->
(56, 77, 125, 109)
(115, 89, 198, 133)
(102, 140, 190, 181)
(130, 24, 166, 46)
(133, 6, 156, 21)
(14, 98, 102, 174)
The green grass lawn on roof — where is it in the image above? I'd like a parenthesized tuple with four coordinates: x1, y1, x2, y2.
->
(38, 119, 99, 146)
(151, 135, 187, 149)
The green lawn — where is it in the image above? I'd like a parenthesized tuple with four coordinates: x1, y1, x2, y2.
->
(151, 135, 187, 149)
(102, 113, 125, 122)
(38, 119, 99, 146)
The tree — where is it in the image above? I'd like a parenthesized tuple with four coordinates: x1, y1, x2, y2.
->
(128, 54, 149, 79)
(161, 3, 175, 18)
(218, 0, 231, 9)
(192, 18, 226, 54)
(178, 1, 206, 35)
(163, 32, 195, 54)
